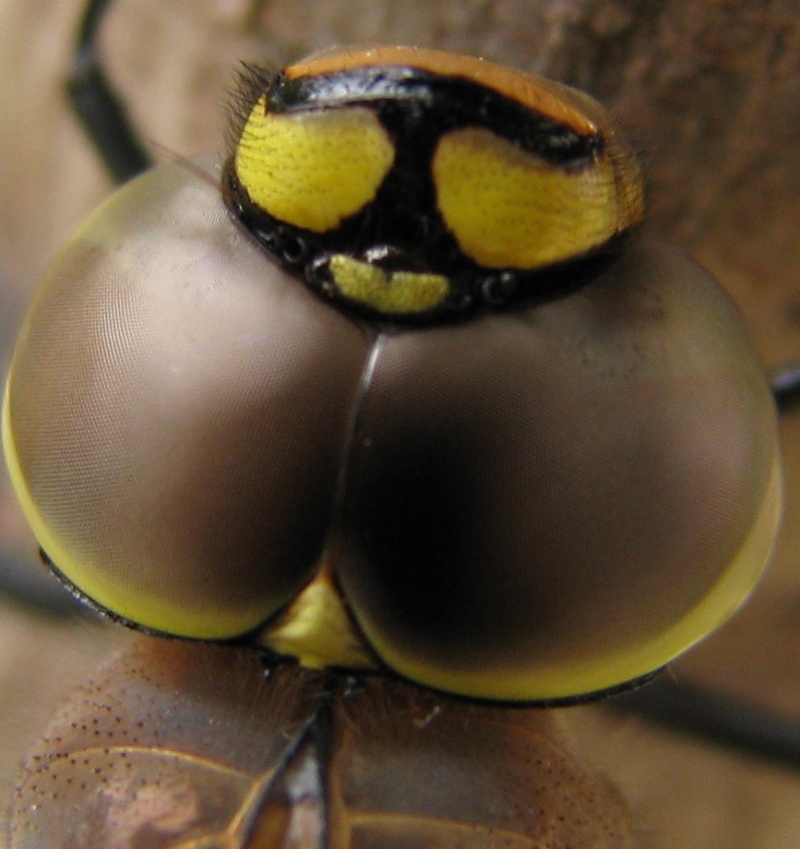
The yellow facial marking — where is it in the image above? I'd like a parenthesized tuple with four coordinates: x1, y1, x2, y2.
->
(259, 566, 379, 671)
(433, 127, 639, 269)
(235, 98, 395, 233)
(329, 255, 451, 314)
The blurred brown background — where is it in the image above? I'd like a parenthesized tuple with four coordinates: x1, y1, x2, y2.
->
(1, 1, 800, 846)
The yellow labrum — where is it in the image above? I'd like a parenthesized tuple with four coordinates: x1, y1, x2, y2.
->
(235, 98, 395, 233)
(329, 254, 451, 314)
(433, 127, 625, 269)
(259, 567, 379, 671)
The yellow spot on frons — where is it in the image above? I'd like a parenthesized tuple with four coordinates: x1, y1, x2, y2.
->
(433, 127, 641, 269)
(235, 98, 395, 233)
(329, 255, 451, 314)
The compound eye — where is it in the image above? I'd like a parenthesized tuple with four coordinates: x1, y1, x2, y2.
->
(2, 161, 369, 640)
(333, 239, 781, 702)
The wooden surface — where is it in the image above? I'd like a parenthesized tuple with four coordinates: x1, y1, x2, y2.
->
(1, 1, 800, 846)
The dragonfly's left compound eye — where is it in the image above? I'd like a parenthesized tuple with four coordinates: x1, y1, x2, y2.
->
(2, 46, 782, 704)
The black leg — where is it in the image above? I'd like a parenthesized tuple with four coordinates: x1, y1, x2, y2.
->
(772, 362, 800, 411)
(66, 0, 152, 182)
(612, 677, 800, 771)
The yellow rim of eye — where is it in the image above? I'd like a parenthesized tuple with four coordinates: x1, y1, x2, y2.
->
(433, 127, 630, 269)
(351, 455, 781, 702)
(2, 381, 285, 640)
(235, 99, 395, 233)
(1, 380, 74, 599)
